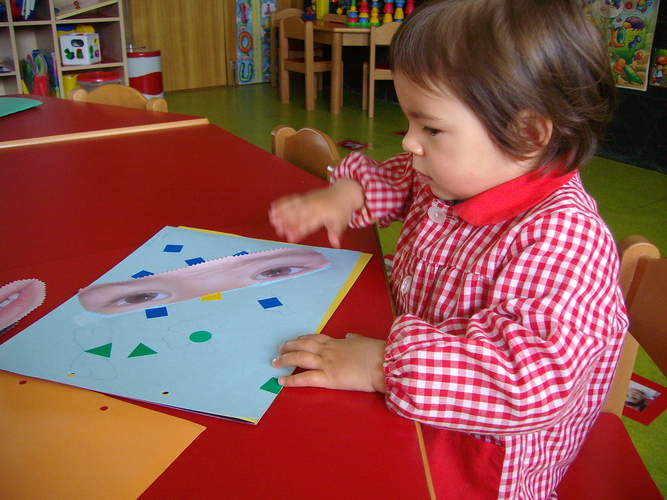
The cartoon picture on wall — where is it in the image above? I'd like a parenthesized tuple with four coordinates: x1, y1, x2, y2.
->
(236, 0, 274, 84)
(584, 0, 662, 91)
(0, 226, 370, 423)
(649, 47, 667, 86)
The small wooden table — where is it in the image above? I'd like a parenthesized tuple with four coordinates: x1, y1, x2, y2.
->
(312, 20, 371, 114)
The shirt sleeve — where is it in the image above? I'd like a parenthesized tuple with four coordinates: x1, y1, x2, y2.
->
(329, 151, 415, 228)
(384, 210, 627, 435)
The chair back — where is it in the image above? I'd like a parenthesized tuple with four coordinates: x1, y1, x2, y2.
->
(68, 84, 168, 112)
(372, 20, 401, 46)
(270, 8, 305, 88)
(323, 13, 348, 23)
(602, 235, 663, 415)
(271, 125, 340, 181)
(276, 0, 301, 9)
(279, 16, 334, 111)
(363, 22, 401, 117)
(624, 240, 667, 376)
(281, 15, 311, 46)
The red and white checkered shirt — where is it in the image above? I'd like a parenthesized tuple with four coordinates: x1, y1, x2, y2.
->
(331, 152, 628, 500)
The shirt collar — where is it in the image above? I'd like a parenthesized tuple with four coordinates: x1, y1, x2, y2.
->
(450, 165, 577, 226)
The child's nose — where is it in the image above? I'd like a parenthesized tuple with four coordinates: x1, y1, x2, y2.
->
(402, 128, 423, 156)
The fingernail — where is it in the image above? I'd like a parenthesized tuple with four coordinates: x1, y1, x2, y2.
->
(271, 357, 279, 366)
(278, 377, 286, 386)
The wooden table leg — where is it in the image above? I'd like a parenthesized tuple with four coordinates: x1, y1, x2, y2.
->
(330, 33, 343, 114)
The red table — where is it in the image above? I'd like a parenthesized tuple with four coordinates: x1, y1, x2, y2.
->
(0, 95, 208, 149)
(0, 121, 433, 499)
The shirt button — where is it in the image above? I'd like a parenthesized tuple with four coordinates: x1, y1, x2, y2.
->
(427, 206, 446, 224)
(400, 275, 412, 294)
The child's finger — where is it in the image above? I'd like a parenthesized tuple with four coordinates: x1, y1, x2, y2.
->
(278, 370, 328, 388)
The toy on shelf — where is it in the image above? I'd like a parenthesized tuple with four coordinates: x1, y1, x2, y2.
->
(404, 0, 415, 17)
(394, 0, 404, 21)
(382, 0, 394, 24)
(336, 0, 347, 15)
(369, 0, 381, 25)
(358, 0, 369, 26)
(346, 0, 358, 25)
(304, 0, 316, 19)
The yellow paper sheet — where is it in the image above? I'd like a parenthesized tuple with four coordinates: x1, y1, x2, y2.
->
(0, 370, 205, 500)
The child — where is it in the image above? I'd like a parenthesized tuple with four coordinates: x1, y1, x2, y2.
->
(269, 0, 628, 498)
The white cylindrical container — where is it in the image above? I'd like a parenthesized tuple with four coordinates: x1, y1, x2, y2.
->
(127, 48, 164, 99)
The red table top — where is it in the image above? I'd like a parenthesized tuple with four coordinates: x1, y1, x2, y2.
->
(0, 122, 431, 499)
(0, 95, 207, 147)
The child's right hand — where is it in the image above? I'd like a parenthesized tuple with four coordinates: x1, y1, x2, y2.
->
(269, 179, 365, 248)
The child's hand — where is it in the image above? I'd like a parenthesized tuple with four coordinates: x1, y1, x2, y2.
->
(269, 179, 365, 248)
(271, 333, 387, 394)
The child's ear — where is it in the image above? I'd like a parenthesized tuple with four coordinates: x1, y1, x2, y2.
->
(515, 109, 553, 150)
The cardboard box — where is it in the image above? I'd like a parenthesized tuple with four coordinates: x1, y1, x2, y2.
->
(60, 33, 101, 66)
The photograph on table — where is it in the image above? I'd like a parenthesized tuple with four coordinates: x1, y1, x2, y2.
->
(623, 373, 667, 425)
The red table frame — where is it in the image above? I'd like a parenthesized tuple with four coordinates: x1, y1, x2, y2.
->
(0, 95, 208, 149)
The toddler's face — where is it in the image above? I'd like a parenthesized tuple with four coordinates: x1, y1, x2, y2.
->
(78, 248, 330, 314)
(626, 387, 646, 404)
(394, 73, 528, 202)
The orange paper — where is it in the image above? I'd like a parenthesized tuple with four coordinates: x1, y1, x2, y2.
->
(0, 370, 205, 500)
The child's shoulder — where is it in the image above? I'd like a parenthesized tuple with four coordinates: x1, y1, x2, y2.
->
(521, 173, 613, 242)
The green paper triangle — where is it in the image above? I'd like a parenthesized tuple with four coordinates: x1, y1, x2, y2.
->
(128, 343, 158, 358)
(85, 343, 112, 358)
(260, 377, 282, 395)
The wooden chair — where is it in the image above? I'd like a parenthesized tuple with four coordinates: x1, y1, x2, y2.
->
(68, 84, 168, 112)
(322, 13, 348, 23)
(276, 0, 301, 9)
(362, 22, 400, 118)
(271, 124, 340, 181)
(270, 8, 305, 88)
(279, 16, 335, 111)
(556, 235, 665, 500)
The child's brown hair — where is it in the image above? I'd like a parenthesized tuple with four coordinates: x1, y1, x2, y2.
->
(390, 0, 617, 172)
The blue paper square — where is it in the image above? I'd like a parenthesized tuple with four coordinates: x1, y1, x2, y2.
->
(132, 270, 154, 279)
(163, 244, 184, 253)
(258, 297, 283, 309)
(145, 307, 168, 319)
(185, 257, 205, 266)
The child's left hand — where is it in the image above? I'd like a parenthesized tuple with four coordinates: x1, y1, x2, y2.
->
(271, 333, 387, 393)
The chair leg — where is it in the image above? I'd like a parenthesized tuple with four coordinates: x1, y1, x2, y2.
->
(305, 71, 316, 111)
(368, 72, 375, 118)
(340, 61, 344, 108)
(270, 27, 278, 88)
(280, 68, 291, 104)
(362, 62, 368, 111)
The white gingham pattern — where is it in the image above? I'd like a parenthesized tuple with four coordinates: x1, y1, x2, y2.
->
(331, 152, 628, 500)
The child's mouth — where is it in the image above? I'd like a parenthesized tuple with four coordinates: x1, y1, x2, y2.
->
(0, 279, 46, 331)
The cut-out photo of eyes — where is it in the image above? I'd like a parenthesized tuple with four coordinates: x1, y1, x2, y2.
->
(78, 248, 331, 315)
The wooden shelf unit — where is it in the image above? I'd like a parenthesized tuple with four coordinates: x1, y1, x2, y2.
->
(0, 0, 128, 96)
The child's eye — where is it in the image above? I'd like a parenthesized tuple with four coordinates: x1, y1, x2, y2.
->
(422, 126, 441, 136)
(110, 291, 170, 306)
(252, 266, 306, 280)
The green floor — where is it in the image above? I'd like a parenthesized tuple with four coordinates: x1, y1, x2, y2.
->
(165, 83, 667, 495)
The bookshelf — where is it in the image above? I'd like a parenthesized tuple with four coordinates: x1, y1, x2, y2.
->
(0, 0, 128, 96)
